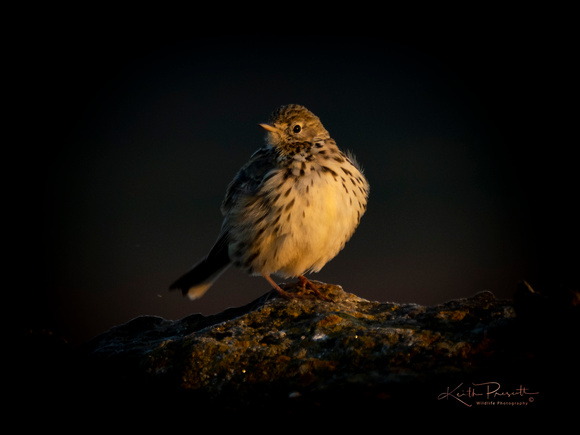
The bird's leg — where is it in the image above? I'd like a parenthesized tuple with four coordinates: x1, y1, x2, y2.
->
(263, 274, 294, 300)
(297, 275, 313, 292)
(297, 275, 332, 301)
(263, 274, 331, 301)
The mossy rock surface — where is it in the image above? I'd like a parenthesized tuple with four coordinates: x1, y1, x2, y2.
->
(76, 281, 578, 416)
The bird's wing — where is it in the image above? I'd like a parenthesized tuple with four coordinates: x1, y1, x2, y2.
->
(221, 147, 278, 215)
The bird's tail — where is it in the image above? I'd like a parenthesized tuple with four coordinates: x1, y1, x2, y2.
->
(169, 234, 231, 300)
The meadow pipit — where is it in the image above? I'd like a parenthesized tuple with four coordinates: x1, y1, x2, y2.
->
(170, 104, 369, 300)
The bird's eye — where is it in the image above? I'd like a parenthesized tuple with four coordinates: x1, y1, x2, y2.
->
(293, 124, 302, 133)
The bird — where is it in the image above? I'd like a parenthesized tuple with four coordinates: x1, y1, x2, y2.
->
(170, 104, 369, 301)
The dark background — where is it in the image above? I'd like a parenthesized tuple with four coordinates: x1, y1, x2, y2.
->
(20, 26, 575, 345)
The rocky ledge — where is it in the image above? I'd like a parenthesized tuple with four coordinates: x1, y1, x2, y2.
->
(73, 281, 577, 416)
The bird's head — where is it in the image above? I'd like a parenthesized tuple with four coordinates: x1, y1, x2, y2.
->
(260, 104, 329, 154)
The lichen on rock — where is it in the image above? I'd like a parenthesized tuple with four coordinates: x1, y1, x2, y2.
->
(82, 280, 571, 414)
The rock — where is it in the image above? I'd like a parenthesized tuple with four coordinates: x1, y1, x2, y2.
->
(74, 280, 578, 417)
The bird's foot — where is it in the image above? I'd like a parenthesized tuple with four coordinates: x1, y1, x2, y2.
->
(262, 274, 296, 300)
(296, 275, 333, 301)
(263, 274, 332, 301)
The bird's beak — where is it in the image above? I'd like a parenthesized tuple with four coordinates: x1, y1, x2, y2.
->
(259, 123, 281, 133)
